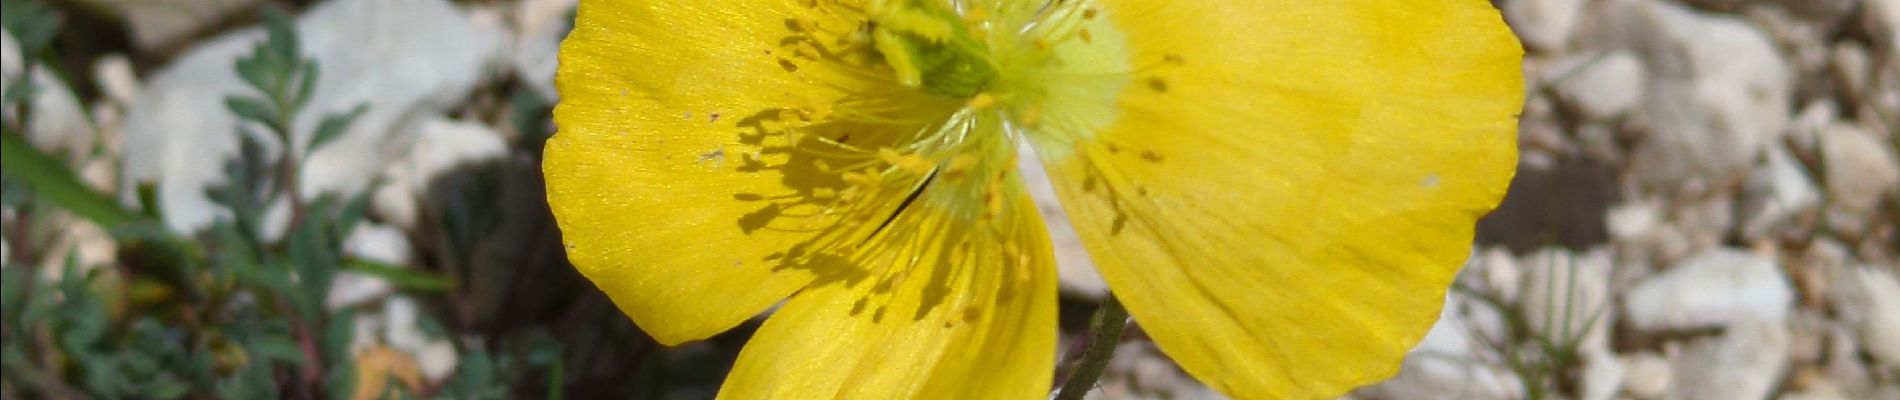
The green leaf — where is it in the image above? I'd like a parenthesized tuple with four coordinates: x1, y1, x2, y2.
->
(249, 335, 310, 365)
(0, 0, 63, 53)
(224, 96, 277, 127)
(235, 56, 274, 95)
(294, 60, 321, 111)
(263, 10, 300, 67)
(322, 309, 356, 362)
(0, 129, 145, 228)
(1, 79, 38, 106)
(308, 103, 367, 152)
(342, 259, 451, 293)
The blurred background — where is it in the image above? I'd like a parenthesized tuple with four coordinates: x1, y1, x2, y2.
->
(0, 0, 1894, 399)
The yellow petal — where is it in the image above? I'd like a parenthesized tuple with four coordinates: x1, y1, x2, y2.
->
(1031, 1, 1523, 398)
(717, 184, 1058, 399)
(547, 0, 898, 344)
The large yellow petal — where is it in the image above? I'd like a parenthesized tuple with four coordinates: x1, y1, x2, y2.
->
(1031, 1, 1523, 398)
(717, 175, 1059, 399)
(547, 0, 906, 344)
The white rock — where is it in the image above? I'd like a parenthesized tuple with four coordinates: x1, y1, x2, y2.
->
(1621, 0, 1792, 193)
(1579, 349, 1623, 400)
(348, 312, 383, 357)
(1780, 379, 1852, 400)
(1786, 101, 1835, 161)
(1504, 0, 1586, 52)
(1479, 247, 1522, 303)
(1830, 267, 1900, 369)
(326, 272, 393, 311)
(1619, 352, 1672, 400)
(325, 223, 415, 310)
(344, 223, 413, 265)
(510, 0, 576, 101)
(1545, 52, 1646, 120)
(1520, 247, 1614, 355)
(1622, 248, 1794, 332)
(382, 296, 428, 352)
(1868, 0, 1900, 55)
(366, 116, 509, 232)
(1356, 292, 1523, 400)
(91, 54, 140, 106)
(120, 0, 504, 234)
(1606, 199, 1663, 242)
(1818, 123, 1900, 234)
(416, 340, 459, 383)
(1739, 143, 1821, 240)
(1670, 317, 1790, 400)
(1, 31, 97, 161)
(1017, 143, 1107, 299)
(388, 117, 510, 198)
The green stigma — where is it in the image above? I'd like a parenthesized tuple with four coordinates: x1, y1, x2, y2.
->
(869, 2, 996, 98)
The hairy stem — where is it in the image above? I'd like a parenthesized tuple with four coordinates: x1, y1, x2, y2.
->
(1054, 295, 1128, 400)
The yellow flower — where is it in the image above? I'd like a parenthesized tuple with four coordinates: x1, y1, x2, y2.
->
(544, 0, 1521, 398)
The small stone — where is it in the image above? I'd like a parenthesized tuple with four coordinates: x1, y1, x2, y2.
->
(1606, 199, 1663, 242)
(382, 296, 427, 352)
(2, 31, 96, 162)
(1504, 0, 1586, 52)
(325, 223, 416, 310)
(1622, 248, 1794, 332)
(1619, 352, 1672, 400)
(1830, 267, 1900, 369)
(1819, 123, 1900, 235)
(1546, 51, 1646, 120)
(1739, 143, 1821, 240)
(1867, 0, 1900, 52)
(1520, 247, 1614, 355)
(1622, 0, 1792, 193)
(1832, 43, 1871, 102)
(1786, 100, 1836, 160)
(1579, 349, 1623, 400)
(1480, 247, 1522, 303)
(90, 54, 140, 106)
(416, 340, 459, 384)
(1669, 317, 1791, 400)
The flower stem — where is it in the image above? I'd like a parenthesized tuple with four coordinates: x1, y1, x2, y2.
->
(1054, 295, 1129, 400)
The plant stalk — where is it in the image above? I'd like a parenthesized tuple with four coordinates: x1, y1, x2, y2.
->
(1053, 295, 1128, 400)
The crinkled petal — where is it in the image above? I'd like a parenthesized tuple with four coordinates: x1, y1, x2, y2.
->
(717, 187, 1058, 400)
(546, 0, 882, 344)
(1035, 1, 1522, 398)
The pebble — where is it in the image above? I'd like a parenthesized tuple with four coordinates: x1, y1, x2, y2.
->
(1622, 0, 1792, 193)
(1829, 267, 1900, 369)
(1519, 247, 1613, 355)
(1619, 352, 1673, 400)
(1, 31, 97, 162)
(1669, 317, 1791, 400)
(1505, 0, 1587, 52)
(1739, 143, 1821, 240)
(325, 223, 416, 310)
(1819, 123, 1900, 235)
(1622, 248, 1794, 331)
(1545, 51, 1646, 120)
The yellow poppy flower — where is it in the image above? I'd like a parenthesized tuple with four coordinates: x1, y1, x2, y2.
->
(544, 0, 1521, 398)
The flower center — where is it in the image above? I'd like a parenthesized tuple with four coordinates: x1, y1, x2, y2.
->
(729, 1, 1141, 300)
(868, 1, 998, 98)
